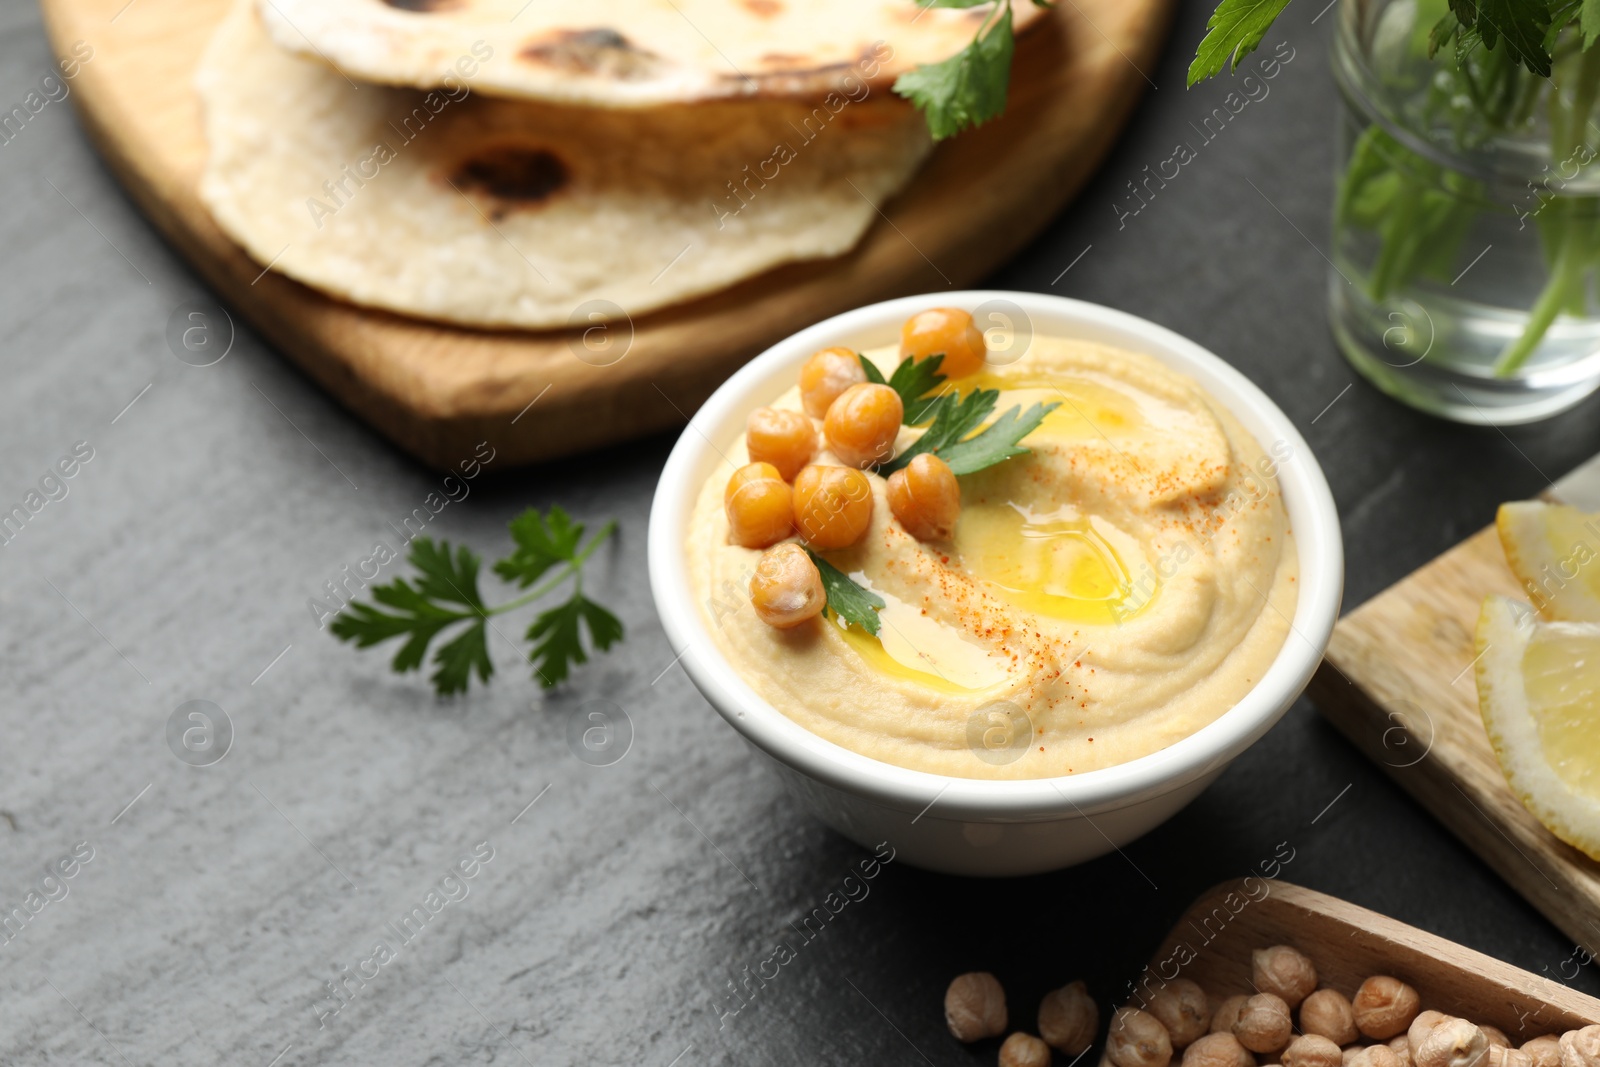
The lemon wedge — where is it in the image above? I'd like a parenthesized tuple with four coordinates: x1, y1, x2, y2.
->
(1496, 501, 1600, 621)
(1476, 594, 1600, 860)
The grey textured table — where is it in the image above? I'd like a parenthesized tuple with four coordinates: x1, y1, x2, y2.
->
(5, 1, 1600, 1064)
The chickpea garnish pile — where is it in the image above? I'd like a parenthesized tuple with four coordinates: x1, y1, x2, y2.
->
(726, 309, 987, 629)
(942, 945, 1600, 1067)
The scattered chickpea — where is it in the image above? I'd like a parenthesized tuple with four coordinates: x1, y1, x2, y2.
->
(1254, 946, 1319, 1009)
(1039, 980, 1098, 1056)
(1392, 1034, 1418, 1067)
(1560, 1026, 1600, 1067)
(724, 462, 792, 549)
(1414, 1018, 1490, 1067)
(1411, 1013, 1450, 1059)
(1481, 1029, 1511, 1050)
(1001, 1033, 1053, 1067)
(1283, 1034, 1345, 1067)
(1110, 1006, 1175, 1067)
(824, 383, 903, 469)
(1184, 1032, 1255, 1067)
(1353, 978, 1422, 1040)
(887, 453, 961, 542)
(746, 407, 816, 481)
(792, 465, 873, 549)
(748, 543, 825, 628)
(1521, 1036, 1562, 1067)
(901, 307, 987, 378)
(945, 972, 1008, 1043)
(798, 346, 867, 418)
(1233, 993, 1293, 1054)
(1149, 979, 1211, 1050)
(1212, 996, 1249, 1036)
(1301, 989, 1359, 1046)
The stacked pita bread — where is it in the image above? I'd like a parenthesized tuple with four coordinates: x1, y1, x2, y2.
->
(196, 0, 1042, 329)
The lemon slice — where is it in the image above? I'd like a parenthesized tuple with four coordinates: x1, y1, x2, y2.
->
(1476, 595, 1600, 859)
(1497, 502, 1600, 621)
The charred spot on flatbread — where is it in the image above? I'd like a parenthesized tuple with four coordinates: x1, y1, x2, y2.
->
(451, 145, 569, 216)
(379, 0, 461, 12)
(518, 28, 666, 81)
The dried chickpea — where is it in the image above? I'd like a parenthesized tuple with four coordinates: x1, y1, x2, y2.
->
(946, 972, 1007, 1042)
(824, 383, 903, 469)
(1111, 1007, 1174, 1067)
(1561, 1027, 1600, 1067)
(901, 307, 987, 378)
(887, 453, 960, 542)
(1522, 1036, 1562, 1067)
(799, 346, 867, 418)
(724, 462, 792, 548)
(748, 543, 824, 628)
(1411, 1013, 1450, 1059)
(1354, 1046, 1408, 1067)
(1254, 946, 1319, 1009)
(1234, 994, 1293, 1054)
(746, 407, 816, 481)
(1039, 980, 1098, 1055)
(1491, 1048, 1533, 1067)
(1149, 979, 1211, 1050)
(792, 465, 873, 549)
(1353, 978, 1421, 1041)
(1414, 1019, 1489, 1067)
(1392, 1035, 1418, 1067)
(1001, 1033, 1053, 1067)
(1185, 1033, 1256, 1067)
(1482, 1030, 1511, 1050)
(1212, 996, 1250, 1036)
(1284, 1035, 1345, 1067)
(1301, 990, 1359, 1046)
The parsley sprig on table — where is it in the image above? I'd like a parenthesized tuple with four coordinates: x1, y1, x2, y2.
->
(330, 507, 622, 695)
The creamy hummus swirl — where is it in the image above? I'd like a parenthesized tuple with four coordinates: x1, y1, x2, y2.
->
(687, 336, 1298, 780)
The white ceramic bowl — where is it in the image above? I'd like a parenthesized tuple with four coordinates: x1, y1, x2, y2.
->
(648, 292, 1343, 876)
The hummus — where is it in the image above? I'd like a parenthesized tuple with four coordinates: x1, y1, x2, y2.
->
(688, 336, 1299, 780)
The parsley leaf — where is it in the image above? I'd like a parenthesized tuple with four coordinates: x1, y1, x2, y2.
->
(881, 385, 1058, 477)
(494, 506, 585, 586)
(1460, 0, 1553, 76)
(1187, 0, 1295, 85)
(527, 593, 625, 687)
(938, 400, 1058, 473)
(1584, 0, 1600, 49)
(330, 539, 493, 695)
(894, 1, 1016, 140)
(330, 507, 622, 695)
(805, 549, 886, 636)
(860, 353, 953, 425)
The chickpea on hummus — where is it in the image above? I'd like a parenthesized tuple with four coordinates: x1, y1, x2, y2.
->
(687, 308, 1298, 780)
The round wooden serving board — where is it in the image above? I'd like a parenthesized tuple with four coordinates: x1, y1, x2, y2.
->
(40, 0, 1174, 470)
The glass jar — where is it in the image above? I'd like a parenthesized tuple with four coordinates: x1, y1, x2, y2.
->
(1330, 0, 1600, 423)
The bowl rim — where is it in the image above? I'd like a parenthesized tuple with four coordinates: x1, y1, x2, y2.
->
(647, 291, 1343, 822)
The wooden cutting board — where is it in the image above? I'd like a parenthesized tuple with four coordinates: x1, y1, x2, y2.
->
(1309, 455, 1600, 959)
(39, 0, 1174, 470)
(1157, 880, 1600, 1036)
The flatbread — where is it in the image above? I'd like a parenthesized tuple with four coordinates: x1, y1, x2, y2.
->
(255, 0, 1046, 107)
(197, 1, 932, 330)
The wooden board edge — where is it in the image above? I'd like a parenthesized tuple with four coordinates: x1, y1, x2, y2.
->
(36, 0, 1176, 470)
(1309, 659, 1600, 961)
